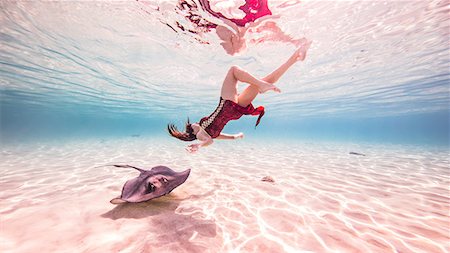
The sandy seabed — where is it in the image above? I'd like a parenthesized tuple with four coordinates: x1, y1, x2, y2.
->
(0, 137, 449, 253)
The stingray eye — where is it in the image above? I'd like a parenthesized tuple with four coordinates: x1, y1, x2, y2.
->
(161, 177, 168, 184)
(146, 182, 156, 194)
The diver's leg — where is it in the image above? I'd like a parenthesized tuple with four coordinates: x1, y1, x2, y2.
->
(263, 41, 311, 83)
(236, 85, 260, 107)
(220, 66, 280, 103)
(237, 42, 311, 107)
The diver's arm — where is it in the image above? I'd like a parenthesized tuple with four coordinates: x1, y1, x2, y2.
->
(217, 132, 244, 140)
(193, 124, 213, 144)
(187, 125, 213, 152)
(197, 132, 213, 147)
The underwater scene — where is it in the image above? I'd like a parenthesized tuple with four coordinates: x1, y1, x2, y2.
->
(1, 1, 449, 252)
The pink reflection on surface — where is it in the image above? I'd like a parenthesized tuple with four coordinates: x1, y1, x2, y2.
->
(198, 0, 272, 27)
(172, 0, 305, 55)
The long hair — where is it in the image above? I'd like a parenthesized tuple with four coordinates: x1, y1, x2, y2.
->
(167, 118, 197, 142)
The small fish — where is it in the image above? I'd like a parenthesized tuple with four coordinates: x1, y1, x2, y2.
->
(349, 152, 366, 156)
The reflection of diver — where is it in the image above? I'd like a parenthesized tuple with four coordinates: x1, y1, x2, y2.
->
(176, 0, 305, 55)
(167, 42, 311, 153)
(216, 17, 307, 56)
(215, 21, 248, 56)
(215, 16, 269, 55)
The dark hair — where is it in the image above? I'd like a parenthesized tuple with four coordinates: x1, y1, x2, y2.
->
(167, 118, 197, 142)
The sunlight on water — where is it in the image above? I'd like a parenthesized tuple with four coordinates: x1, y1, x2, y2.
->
(1, 0, 448, 117)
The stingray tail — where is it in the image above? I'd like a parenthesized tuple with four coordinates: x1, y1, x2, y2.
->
(111, 164, 146, 173)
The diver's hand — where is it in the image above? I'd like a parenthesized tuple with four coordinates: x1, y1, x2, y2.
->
(235, 132, 244, 139)
(186, 143, 201, 153)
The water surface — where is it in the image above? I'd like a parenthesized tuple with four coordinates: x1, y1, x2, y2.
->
(1, 0, 448, 145)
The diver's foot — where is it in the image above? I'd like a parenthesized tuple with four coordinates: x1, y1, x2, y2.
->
(291, 40, 312, 62)
(259, 82, 281, 93)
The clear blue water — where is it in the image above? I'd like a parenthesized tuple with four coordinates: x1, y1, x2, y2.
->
(1, 1, 449, 147)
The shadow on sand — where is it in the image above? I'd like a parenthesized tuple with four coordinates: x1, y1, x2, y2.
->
(101, 195, 219, 252)
(101, 196, 182, 220)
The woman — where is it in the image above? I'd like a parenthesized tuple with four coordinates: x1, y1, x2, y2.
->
(168, 41, 311, 153)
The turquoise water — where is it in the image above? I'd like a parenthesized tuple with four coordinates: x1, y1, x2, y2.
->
(1, 2, 449, 252)
(1, 1, 449, 147)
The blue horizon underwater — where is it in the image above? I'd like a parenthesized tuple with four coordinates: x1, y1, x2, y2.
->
(1, 1, 450, 253)
(1, 97, 449, 147)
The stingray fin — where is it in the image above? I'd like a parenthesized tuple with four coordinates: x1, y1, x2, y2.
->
(110, 198, 127, 204)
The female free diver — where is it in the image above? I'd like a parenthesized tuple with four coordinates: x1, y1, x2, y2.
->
(168, 41, 311, 153)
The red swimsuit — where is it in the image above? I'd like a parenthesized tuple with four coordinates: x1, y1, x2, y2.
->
(199, 97, 265, 138)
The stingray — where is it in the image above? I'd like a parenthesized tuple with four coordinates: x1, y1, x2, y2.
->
(110, 165, 190, 204)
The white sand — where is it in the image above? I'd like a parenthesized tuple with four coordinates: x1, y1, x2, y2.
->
(0, 138, 449, 253)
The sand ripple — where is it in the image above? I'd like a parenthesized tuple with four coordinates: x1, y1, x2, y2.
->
(0, 138, 449, 253)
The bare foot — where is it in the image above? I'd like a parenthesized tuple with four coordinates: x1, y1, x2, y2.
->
(291, 40, 312, 62)
(259, 81, 281, 93)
